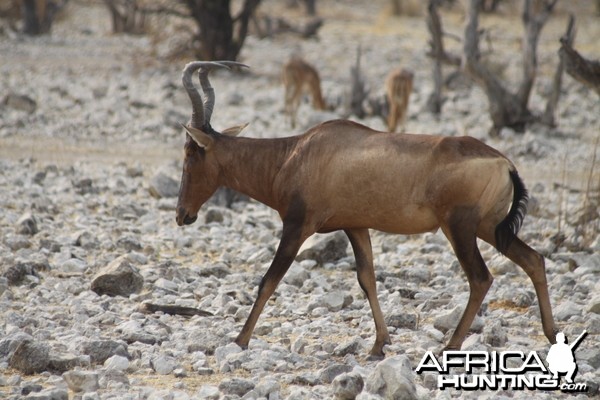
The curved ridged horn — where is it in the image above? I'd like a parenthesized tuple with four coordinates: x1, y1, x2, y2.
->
(181, 61, 249, 129)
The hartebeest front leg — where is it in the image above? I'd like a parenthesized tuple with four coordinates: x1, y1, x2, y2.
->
(345, 228, 391, 359)
(442, 212, 494, 351)
(235, 221, 310, 349)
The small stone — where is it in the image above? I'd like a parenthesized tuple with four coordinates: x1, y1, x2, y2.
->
(72, 178, 96, 195)
(0, 332, 33, 358)
(26, 388, 69, 400)
(462, 334, 488, 351)
(116, 236, 142, 251)
(317, 291, 353, 312)
(297, 231, 349, 265)
(8, 340, 50, 374)
(90, 256, 143, 297)
(554, 300, 581, 321)
(104, 355, 129, 372)
(218, 378, 255, 397)
(587, 296, 600, 314)
(4, 93, 37, 112)
(578, 346, 600, 369)
(332, 371, 364, 400)
(151, 354, 178, 375)
(292, 336, 308, 354)
(60, 258, 88, 274)
(0, 277, 7, 296)
(62, 370, 100, 393)
(319, 363, 353, 384)
(73, 231, 99, 249)
(174, 368, 187, 378)
(483, 322, 507, 347)
(366, 355, 417, 400)
(255, 378, 280, 398)
(195, 385, 220, 400)
(5, 235, 31, 251)
(2, 261, 47, 286)
(214, 343, 243, 370)
(205, 208, 224, 224)
(49, 352, 89, 372)
(80, 340, 129, 364)
(196, 367, 214, 376)
(433, 306, 483, 333)
(20, 382, 43, 395)
(385, 313, 418, 330)
(154, 277, 179, 292)
(333, 338, 365, 357)
(148, 172, 179, 199)
(17, 213, 39, 235)
(284, 262, 310, 287)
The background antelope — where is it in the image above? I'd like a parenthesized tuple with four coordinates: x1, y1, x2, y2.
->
(282, 56, 330, 128)
(176, 61, 556, 359)
(385, 67, 414, 132)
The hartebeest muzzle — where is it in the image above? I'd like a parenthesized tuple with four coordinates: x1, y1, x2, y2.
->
(176, 208, 197, 226)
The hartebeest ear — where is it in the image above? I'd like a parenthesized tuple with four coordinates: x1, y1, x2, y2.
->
(221, 122, 249, 137)
(182, 124, 215, 150)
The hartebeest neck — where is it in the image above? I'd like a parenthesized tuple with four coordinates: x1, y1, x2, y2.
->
(213, 135, 298, 211)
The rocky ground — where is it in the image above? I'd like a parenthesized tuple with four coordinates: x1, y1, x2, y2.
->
(0, 1, 599, 399)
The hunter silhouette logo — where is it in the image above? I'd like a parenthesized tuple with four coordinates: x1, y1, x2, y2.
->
(415, 330, 588, 392)
(546, 331, 587, 385)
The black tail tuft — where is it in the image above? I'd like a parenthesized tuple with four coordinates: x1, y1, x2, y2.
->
(495, 169, 528, 254)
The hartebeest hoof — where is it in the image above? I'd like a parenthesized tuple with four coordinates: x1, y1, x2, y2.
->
(366, 352, 386, 362)
(234, 336, 249, 350)
(438, 344, 462, 357)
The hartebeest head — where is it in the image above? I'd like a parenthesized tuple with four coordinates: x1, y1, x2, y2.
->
(175, 61, 248, 226)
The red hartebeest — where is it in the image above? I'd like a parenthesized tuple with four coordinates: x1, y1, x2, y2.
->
(385, 67, 414, 133)
(175, 61, 556, 359)
(282, 56, 330, 128)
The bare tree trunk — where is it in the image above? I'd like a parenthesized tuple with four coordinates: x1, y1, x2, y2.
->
(22, 0, 62, 35)
(304, 0, 316, 16)
(103, 0, 146, 34)
(481, 0, 503, 13)
(183, 0, 261, 61)
(462, 0, 557, 136)
(349, 45, 368, 118)
(426, 0, 459, 114)
(285, 0, 317, 15)
(542, 14, 575, 126)
(517, 0, 558, 109)
(463, 0, 527, 136)
(390, 0, 401, 15)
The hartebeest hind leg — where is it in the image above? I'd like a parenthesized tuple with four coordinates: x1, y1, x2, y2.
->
(476, 224, 557, 345)
(346, 229, 391, 359)
(441, 212, 494, 351)
(235, 220, 310, 349)
(501, 237, 557, 344)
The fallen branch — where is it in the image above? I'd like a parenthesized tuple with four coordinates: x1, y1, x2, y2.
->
(138, 302, 214, 317)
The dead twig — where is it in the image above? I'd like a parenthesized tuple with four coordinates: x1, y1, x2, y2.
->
(138, 302, 214, 317)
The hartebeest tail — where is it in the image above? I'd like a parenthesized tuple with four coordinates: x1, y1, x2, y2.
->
(175, 61, 557, 359)
(495, 170, 528, 254)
